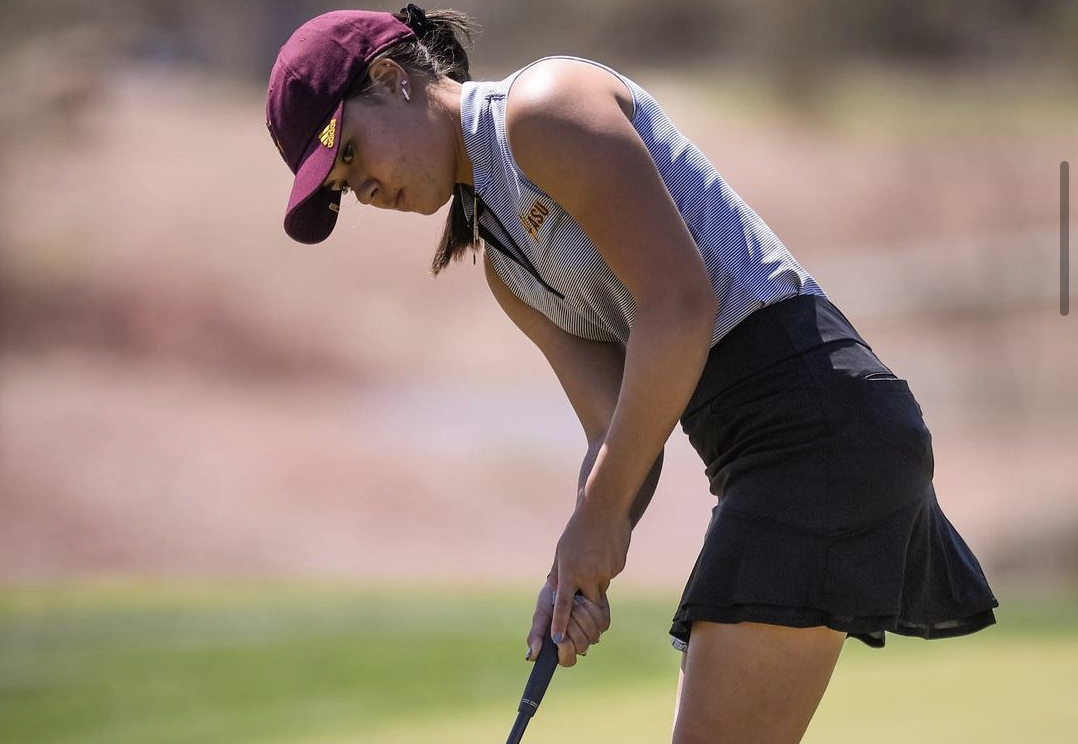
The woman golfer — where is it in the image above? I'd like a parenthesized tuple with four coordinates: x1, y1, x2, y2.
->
(266, 7, 998, 742)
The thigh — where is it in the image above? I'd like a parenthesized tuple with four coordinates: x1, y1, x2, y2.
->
(673, 621, 845, 744)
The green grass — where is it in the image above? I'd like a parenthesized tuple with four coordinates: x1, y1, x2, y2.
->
(1, 582, 1075, 744)
(809, 601, 1078, 743)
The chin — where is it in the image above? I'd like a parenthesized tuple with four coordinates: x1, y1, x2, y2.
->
(420, 191, 453, 216)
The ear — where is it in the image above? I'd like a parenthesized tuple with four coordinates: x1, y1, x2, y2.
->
(367, 59, 409, 99)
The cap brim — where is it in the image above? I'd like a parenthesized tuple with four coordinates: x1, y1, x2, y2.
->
(283, 102, 346, 244)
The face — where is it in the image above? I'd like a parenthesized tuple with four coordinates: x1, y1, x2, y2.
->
(321, 60, 459, 216)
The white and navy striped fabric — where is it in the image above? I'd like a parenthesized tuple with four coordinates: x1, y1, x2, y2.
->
(460, 56, 825, 347)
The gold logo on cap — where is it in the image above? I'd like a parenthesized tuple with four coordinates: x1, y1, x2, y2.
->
(319, 118, 337, 148)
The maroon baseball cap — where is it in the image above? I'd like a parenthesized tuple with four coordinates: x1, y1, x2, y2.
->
(266, 10, 416, 244)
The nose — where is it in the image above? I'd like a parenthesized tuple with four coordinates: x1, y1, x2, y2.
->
(367, 188, 396, 210)
(355, 180, 378, 206)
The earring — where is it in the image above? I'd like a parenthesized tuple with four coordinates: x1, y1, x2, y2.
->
(401, 81, 410, 102)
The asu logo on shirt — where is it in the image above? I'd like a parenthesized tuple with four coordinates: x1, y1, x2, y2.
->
(520, 198, 550, 240)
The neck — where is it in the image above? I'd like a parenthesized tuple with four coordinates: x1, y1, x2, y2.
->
(428, 77, 473, 186)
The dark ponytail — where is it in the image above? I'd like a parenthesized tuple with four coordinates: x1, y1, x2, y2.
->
(392, 5, 474, 84)
(349, 7, 480, 275)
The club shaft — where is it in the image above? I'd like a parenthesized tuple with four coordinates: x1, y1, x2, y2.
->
(505, 712, 530, 744)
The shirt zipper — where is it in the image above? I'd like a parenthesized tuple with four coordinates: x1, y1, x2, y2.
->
(473, 193, 565, 300)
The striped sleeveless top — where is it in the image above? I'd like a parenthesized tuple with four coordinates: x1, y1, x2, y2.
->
(460, 57, 825, 347)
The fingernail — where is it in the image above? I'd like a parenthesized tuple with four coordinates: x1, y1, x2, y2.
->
(552, 632, 564, 644)
(525, 648, 533, 661)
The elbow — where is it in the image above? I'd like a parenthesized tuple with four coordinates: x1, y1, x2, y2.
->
(671, 275, 718, 341)
(585, 430, 607, 452)
(689, 280, 719, 330)
(633, 268, 717, 345)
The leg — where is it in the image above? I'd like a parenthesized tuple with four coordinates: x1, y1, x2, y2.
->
(672, 621, 845, 744)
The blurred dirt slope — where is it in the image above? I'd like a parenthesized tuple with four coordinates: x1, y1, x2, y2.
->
(1, 53, 1075, 589)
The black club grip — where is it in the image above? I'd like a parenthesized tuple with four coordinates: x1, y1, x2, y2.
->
(505, 625, 560, 744)
(518, 627, 559, 717)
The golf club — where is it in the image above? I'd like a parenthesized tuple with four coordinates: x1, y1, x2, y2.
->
(505, 622, 560, 744)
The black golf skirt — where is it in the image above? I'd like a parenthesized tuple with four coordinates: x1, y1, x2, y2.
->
(671, 294, 998, 649)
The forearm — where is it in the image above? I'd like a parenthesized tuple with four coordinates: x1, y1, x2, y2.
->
(583, 303, 713, 519)
(578, 442, 663, 528)
(627, 450, 662, 527)
(548, 444, 662, 583)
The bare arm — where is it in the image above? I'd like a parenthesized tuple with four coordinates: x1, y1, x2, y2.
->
(484, 255, 663, 524)
(577, 439, 662, 529)
(504, 60, 718, 639)
(484, 255, 661, 665)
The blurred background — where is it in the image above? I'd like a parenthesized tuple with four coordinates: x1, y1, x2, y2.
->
(1, 1, 1075, 743)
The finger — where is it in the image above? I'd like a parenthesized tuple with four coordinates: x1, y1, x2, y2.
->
(526, 586, 556, 662)
(558, 643, 577, 667)
(550, 583, 576, 648)
(565, 612, 597, 657)
(568, 594, 604, 645)
(551, 584, 580, 667)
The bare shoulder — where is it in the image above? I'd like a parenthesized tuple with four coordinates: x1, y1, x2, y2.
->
(502, 57, 644, 219)
(500, 58, 711, 303)
(505, 58, 634, 141)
